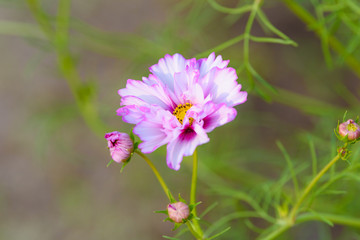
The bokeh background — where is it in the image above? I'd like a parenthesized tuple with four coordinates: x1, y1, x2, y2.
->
(1, 0, 360, 239)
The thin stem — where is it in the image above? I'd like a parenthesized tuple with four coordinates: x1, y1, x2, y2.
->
(190, 149, 204, 238)
(190, 149, 198, 205)
(289, 153, 341, 221)
(186, 221, 202, 239)
(283, 0, 360, 79)
(260, 145, 346, 240)
(194, 34, 245, 58)
(296, 212, 360, 227)
(259, 224, 290, 240)
(135, 150, 174, 201)
(26, 0, 107, 138)
(136, 150, 204, 240)
(243, 0, 262, 64)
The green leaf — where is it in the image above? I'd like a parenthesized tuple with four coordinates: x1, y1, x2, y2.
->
(308, 135, 317, 178)
(247, 63, 277, 94)
(54, 0, 71, 50)
(343, 111, 348, 122)
(0, 20, 46, 39)
(133, 142, 139, 151)
(207, 0, 252, 15)
(244, 219, 264, 233)
(162, 235, 180, 240)
(346, 0, 360, 15)
(129, 129, 135, 142)
(208, 227, 231, 240)
(323, 190, 347, 195)
(169, 190, 176, 203)
(254, 85, 272, 103)
(106, 159, 114, 167)
(189, 201, 201, 212)
(313, 3, 333, 68)
(172, 222, 182, 231)
(276, 141, 299, 198)
(178, 194, 187, 204)
(249, 36, 297, 46)
(120, 160, 129, 173)
(194, 34, 244, 58)
(174, 227, 189, 238)
(256, 9, 297, 46)
(344, 172, 360, 182)
(210, 186, 275, 223)
(204, 211, 260, 236)
(154, 210, 168, 214)
(200, 202, 218, 218)
(308, 209, 334, 227)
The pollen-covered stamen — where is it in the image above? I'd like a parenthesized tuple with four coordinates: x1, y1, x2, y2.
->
(347, 120, 358, 131)
(172, 103, 193, 125)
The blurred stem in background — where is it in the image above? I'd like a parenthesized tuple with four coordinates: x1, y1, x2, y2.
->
(26, 0, 108, 138)
(283, 0, 360, 79)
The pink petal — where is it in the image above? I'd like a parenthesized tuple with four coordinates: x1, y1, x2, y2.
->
(119, 79, 175, 111)
(187, 102, 237, 132)
(117, 104, 152, 124)
(173, 68, 204, 105)
(134, 109, 179, 153)
(166, 122, 209, 170)
(149, 53, 187, 91)
(200, 67, 247, 107)
(197, 52, 229, 78)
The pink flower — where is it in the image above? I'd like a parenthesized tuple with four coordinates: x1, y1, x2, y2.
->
(167, 202, 190, 223)
(105, 131, 134, 163)
(338, 119, 360, 141)
(117, 53, 247, 170)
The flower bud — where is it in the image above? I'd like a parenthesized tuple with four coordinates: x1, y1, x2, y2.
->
(167, 202, 190, 223)
(104, 131, 133, 163)
(338, 119, 360, 141)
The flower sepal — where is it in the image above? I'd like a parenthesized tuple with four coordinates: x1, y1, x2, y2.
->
(335, 116, 360, 144)
(105, 130, 139, 172)
(155, 194, 201, 230)
(119, 130, 140, 172)
(337, 147, 351, 161)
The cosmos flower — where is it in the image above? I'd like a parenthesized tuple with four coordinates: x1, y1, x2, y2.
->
(338, 119, 360, 141)
(117, 53, 247, 170)
(167, 202, 190, 223)
(105, 131, 134, 163)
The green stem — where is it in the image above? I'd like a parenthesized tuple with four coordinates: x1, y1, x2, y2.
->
(194, 34, 245, 58)
(261, 210, 360, 240)
(243, 0, 261, 64)
(190, 149, 198, 206)
(26, 0, 108, 138)
(136, 150, 204, 239)
(296, 212, 360, 227)
(135, 150, 174, 201)
(190, 149, 204, 238)
(186, 221, 202, 239)
(261, 145, 346, 240)
(259, 224, 290, 240)
(289, 153, 341, 221)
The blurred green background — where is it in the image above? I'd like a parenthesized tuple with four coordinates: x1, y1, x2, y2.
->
(1, 0, 360, 239)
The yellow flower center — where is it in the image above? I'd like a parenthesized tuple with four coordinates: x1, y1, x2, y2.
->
(347, 122, 358, 132)
(173, 103, 193, 125)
